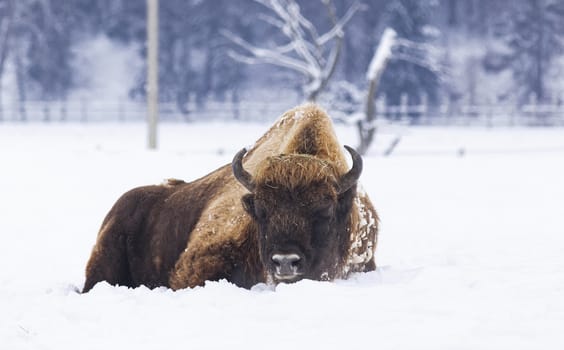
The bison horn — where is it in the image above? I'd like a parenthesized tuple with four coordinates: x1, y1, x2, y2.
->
(232, 148, 256, 192)
(339, 145, 363, 194)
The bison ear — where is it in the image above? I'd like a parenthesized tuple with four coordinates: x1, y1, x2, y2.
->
(241, 194, 256, 218)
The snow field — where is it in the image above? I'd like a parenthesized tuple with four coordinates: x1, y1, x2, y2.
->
(1, 122, 563, 349)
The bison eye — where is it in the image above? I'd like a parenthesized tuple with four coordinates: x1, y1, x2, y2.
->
(242, 194, 268, 221)
(313, 205, 334, 220)
(254, 205, 268, 221)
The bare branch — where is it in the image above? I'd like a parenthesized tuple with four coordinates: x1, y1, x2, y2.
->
(257, 13, 286, 30)
(393, 53, 449, 81)
(228, 0, 358, 101)
(227, 50, 312, 75)
(366, 28, 397, 81)
(394, 38, 443, 57)
(292, 2, 321, 44)
(318, 1, 364, 45)
(256, 0, 321, 69)
(227, 51, 267, 65)
(222, 30, 313, 76)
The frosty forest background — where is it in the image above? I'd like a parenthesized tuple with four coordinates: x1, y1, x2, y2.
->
(1, 0, 563, 125)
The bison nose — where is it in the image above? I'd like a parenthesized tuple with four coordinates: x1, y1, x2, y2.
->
(271, 254, 302, 279)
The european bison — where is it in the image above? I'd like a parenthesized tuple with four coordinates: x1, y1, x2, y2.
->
(83, 104, 378, 292)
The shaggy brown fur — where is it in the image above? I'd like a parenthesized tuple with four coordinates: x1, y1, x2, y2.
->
(256, 155, 339, 191)
(83, 104, 378, 292)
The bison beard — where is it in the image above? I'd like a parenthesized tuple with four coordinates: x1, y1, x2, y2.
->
(83, 104, 378, 292)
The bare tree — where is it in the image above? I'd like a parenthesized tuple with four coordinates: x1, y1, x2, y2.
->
(357, 28, 397, 155)
(357, 27, 447, 155)
(223, 0, 362, 102)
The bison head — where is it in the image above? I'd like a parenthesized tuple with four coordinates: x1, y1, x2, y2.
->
(232, 146, 362, 284)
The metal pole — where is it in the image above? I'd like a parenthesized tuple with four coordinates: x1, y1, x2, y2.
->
(147, 0, 159, 149)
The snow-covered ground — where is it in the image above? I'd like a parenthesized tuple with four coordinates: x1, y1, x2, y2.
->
(1, 121, 563, 349)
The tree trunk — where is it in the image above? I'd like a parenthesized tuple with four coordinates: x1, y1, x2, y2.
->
(356, 28, 396, 155)
(356, 78, 377, 155)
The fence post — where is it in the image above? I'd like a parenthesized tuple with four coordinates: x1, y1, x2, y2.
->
(529, 93, 538, 125)
(554, 92, 564, 126)
(400, 93, 408, 122)
(486, 100, 493, 128)
(378, 96, 387, 121)
(18, 98, 26, 122)
(81, 98, 88, 122)
(445, 99, 452, 126)
(550, 92, 558, 126)
(60, 101, 67, 121)
(231, 89, 240, 120)
(509, 104, 515, 127)
(420, 93, 428, 125)
(119, 98, 125, 122)
(43, 102, 50, 122)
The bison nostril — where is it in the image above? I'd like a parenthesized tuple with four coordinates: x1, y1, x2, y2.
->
(272, 254, 300, 264)
(271, 254, 301, 274)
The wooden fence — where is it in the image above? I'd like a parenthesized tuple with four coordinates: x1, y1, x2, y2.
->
(1, 99, 563, 126)
(370, 101, 564, 127)
(0, 100, 294, 123)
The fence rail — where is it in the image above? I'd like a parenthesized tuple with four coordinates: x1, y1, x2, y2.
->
(0, 100, 296, 123)
(1, 99, 564, 126)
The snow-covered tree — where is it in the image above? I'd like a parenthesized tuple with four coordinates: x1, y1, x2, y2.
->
(352, 26, 446, 154)
(223, 0, 362, 102)
(0, 0, 102, 115)
(379, 0, 442, 105)
(356, 28, 396, 155)
(484, 0, 564, 104)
